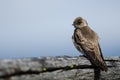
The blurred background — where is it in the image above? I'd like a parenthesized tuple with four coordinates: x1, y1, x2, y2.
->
(0, 0, 120, 59)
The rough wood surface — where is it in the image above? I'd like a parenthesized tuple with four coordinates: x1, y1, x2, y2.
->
(0, 56, 120, 80)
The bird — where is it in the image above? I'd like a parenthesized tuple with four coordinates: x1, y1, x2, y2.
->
(72, 17, 108, 72)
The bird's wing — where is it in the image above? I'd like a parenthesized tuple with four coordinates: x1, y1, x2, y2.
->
(72, 29, 85, 55)
(74, 29, 107, 71)
(72, 36, 84, 54)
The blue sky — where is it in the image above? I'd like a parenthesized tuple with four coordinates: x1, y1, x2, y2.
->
(0, 0, 120, 59)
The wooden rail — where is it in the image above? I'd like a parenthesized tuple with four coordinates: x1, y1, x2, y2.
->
(0, 56, 120, 80)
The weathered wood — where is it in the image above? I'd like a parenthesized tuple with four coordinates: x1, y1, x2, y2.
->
(0, 56, 120, 80)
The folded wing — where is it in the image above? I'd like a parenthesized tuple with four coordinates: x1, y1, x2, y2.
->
(73, 29, 108, 71)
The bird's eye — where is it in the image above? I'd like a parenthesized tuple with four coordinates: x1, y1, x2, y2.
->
(77, 21, 81, 25)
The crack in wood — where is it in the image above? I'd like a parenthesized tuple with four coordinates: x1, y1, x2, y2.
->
(105, 60, 120, 62)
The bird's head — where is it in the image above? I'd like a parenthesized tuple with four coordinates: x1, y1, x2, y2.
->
(73, 17, 88, 28)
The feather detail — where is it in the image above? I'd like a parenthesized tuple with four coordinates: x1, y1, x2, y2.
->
(72, 27, 108, 71)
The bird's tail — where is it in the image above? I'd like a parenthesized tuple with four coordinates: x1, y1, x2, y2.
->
(98, 43, 108, 71)
(98, 60, 108, 72)
(90, 55, 108, 71)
